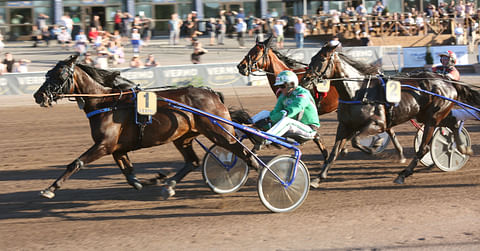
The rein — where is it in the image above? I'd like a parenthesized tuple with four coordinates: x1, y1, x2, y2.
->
(44, 63, 75, 101)
(58, 91, 135, 98)
(245, 44, 308, 77)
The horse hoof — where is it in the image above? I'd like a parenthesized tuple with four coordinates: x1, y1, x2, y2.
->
(167, 180, 177, 188)
(40, 189, 55, 199)
(161, 186, 175, 200)
(310, 178, 321, 188)
(320, 171, 328, 180)
(458, 145, 473, 156)
(399, 158, 407, 164)
(340, 148, 348, 157)
(393, 176, 405, 184)
(156, 172, 168, 182)
(131, 182, 143, 191)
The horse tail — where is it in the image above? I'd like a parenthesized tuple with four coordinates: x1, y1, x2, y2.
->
(452, 82, 480, 107)
(228, 107, 252, 124)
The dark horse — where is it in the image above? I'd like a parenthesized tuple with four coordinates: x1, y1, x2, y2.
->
(305, 43, 480, 186)
(34, 55, 259, 199)
(237, 35, 339, 115)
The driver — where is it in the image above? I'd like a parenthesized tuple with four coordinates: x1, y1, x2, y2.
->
(432, 50, 460, 81)
(252, 70, 320, 148)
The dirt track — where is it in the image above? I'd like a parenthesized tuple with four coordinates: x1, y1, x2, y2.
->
(1, 86, 479, 250)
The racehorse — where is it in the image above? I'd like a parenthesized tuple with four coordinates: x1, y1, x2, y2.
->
(33, 55, 259, 199)
(305, 42, 480, 186)
(236, 36, 392, 156)
(237, 35, 339, 115)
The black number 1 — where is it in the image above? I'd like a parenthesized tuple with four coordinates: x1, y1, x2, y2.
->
(144, 93, 149, 108)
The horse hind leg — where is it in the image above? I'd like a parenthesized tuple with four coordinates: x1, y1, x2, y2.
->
(40, 143, 108, 199)
(394, 124, 434, 184)
(350, 119, 386, 155)
(443, 116, 473, 156)
(161, 137, 200, 200)
(112, 152, 143, 191)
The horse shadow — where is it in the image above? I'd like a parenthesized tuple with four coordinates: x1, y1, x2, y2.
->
(0, 185, 267, 222)
(0, 171, 264, 222)
(0, 161, 186, 182)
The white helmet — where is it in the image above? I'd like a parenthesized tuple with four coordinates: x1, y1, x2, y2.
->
(439, 50, 457, 66)
(274, 70, 298, 89)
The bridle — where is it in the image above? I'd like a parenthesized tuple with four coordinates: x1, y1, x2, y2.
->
(312, 52, 336, 79)
(244, 43, 275, 76)
(306, 51, 337, 86)
(44, 62, 76, 101)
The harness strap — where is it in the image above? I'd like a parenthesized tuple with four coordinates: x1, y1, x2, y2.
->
(338, 99, 362, 104)
(86, 107, 113, 118)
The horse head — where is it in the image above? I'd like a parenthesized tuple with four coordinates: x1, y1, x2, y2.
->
(34, 55, 78, 107)
(237, 35, 274, 76)
(304, 42, 340, 82)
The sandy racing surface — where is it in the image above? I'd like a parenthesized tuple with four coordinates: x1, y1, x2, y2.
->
(1, 85, 479, 250)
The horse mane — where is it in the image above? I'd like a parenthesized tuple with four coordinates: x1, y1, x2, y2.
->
(75, 64, 225, 103)
(271, 49, 307, 69)
(337, 53, 380, 75)
(199, 86, 225, 103)
(76, 64, 137, 90)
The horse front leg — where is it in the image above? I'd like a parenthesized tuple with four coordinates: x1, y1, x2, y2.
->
(311, 123, 352, 188)
(313, 132, 329, 164)
(112, 151, 143, 191)
(394, 124, 435, 184)
(161, 137, 200, 200)
(40, 143, 109, 199)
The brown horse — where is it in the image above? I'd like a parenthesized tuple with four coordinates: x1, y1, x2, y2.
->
(304, 43, 480, 186)
(33, 55, 259, 199)
(237, 36, 339, 115)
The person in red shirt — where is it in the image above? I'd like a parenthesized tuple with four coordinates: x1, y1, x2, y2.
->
(114, 10, 122, 32)
(88, 27, 99, 43)
(432, 50, 460, 81)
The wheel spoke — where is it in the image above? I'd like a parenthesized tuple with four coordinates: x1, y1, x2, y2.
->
(436, 137, 449, 146)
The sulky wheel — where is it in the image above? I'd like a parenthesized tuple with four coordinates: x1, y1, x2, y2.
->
(202, 144, 249, 194)
(257, 155, 310, 213)
(413, 125, 435, 167)
(430, 126, 471, 172)
(358, 132, 391, 154)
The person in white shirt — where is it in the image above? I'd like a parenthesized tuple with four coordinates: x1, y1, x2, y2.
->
(15, 59, 30, 73)
(273, 19, 285, 49)
(415, 15, 424, 34)
(131, 28, 142, 53)
(74, 30, 89, 55)
(61, 14, 74, 37)
(95, 50, 109, 69)
(236, 18, 247, 48)
(454, 23, 465, 45)
(356, 4, 367, 16)
(57, 27, 72, 50)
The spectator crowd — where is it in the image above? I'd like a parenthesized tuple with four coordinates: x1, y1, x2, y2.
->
(1, 1, 480, 73)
